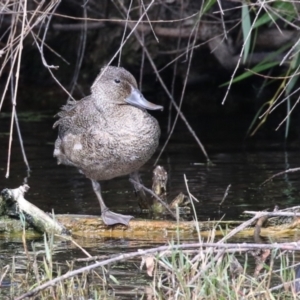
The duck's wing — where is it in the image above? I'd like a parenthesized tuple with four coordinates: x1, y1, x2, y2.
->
(53, 96, 113, 169)
(53, 96, 93, 137)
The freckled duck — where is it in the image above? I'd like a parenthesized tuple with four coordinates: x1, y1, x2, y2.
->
(53, 66, 163, 226)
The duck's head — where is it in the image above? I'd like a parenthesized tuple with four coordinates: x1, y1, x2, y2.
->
(91, 66, 163, 111)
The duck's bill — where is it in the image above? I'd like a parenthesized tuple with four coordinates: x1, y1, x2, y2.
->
(125, 87, 163, 111)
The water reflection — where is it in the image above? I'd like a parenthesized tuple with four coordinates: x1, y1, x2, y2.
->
(1, 113, 300, 221)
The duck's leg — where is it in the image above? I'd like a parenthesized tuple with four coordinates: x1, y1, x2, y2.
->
(91, 180, 133, 226)
(129, 171, 149, 209)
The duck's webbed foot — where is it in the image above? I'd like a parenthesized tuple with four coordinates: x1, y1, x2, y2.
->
(101, 208, 133, 226)
(91, 180, 134, 226)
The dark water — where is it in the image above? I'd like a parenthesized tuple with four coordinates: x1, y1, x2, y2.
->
(1, 112, 300, 221)
(1, 110, 300, 297)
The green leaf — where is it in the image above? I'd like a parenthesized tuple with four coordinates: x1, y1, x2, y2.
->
(109, 274, 120, 284)
(242, 1, 251, 63)
(220, 61, 279, 86)
(203, 0, 217, 14)
(254, 12, 277, 29)
(220, 43, 292, 86)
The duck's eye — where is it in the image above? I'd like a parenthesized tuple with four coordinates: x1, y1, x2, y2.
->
(114, 79, 120, 84)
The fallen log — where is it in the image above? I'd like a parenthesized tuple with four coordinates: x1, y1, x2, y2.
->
(0, 184, 241, 238)
(2, 185, 300, 240)
(0, 185, 68, 235)
(55, 214, 240, 239)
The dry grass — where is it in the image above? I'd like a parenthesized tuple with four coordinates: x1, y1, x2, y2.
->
(1, 217, 299, 299)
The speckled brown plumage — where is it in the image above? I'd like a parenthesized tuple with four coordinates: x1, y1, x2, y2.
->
(53, 66, 162, 226)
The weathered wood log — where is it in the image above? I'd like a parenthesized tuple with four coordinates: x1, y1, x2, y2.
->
(1, 211, 299, 240)
(2, 185, 300, 240)
(55, 214, 241, 239)
(0, 185, 240, 238)
(0, 185, 69, 235)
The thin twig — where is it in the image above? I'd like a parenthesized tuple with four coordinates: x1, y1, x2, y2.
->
(8, 64, 30, 174)
(244, 211, 300, 217)
(261, 167, 300, 186)
(118, 0, 133, 67)
(68, 1, 87, 98)
(219, 184, 231, 206)
(6, 0, 28, 178)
